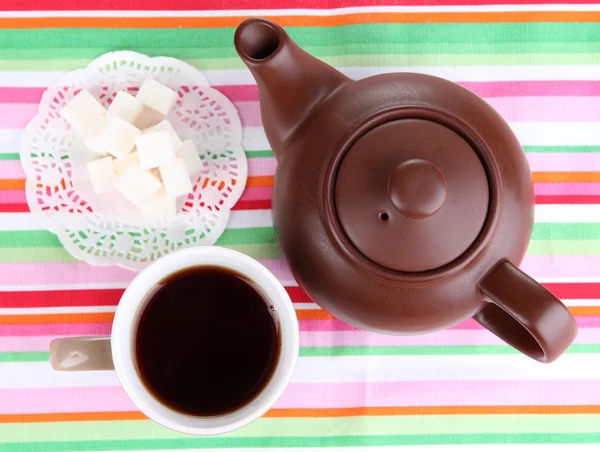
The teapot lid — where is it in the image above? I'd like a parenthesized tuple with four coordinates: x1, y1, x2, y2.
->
(335, 119, 489, 272)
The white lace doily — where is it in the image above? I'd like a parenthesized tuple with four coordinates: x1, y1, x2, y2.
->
(20, 51, 247, 270)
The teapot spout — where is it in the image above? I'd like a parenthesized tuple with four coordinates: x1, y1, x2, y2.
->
(234, 18, 350, 159)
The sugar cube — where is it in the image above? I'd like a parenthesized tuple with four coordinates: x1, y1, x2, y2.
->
(136, 79, 178, 116)
(141, 188, 177, 217)
(134, 105, 166, 130)
(143, 120, 183, 149)
(62, 89, 106, 135)
(136, 130, 176, 169)
(113, 151, 140, 176)
(107, 91, 144, 124)
(83, 116, 109, 157)
(87, 157, 117, 194)
(160, 158, 193, 197)
(176, 140, 203, 175)
(115, 165, 162, 208)
(104, 117, 141, 160)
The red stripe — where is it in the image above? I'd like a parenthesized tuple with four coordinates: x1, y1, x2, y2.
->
(1, 0, 595, 11)
(535, 195, 600, 204)
(542, 283, 600, 300)
(0, 285, 310, 308)
(0, 289, 124, 308)
(4, 195, 600, 214)
(0, 283, 593, 309)
(231, 199, 272, 210)
(5, 82, 600, 106)
(286, 286, 313, 303)
(0, 201, 272, 213)
(0, 203, 29, 213)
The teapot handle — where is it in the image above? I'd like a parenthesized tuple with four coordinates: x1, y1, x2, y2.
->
(475, 260, 577, 363)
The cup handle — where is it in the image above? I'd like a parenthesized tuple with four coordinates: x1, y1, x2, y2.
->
(475, 260, 577, 363)
(50, 336, 114, 371)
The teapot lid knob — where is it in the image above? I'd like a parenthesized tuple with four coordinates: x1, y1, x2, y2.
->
(387, 159, 447, 219)
(335, 119, 490, 273)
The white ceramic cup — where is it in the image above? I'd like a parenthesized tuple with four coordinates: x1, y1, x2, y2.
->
(50, 246, 299, 435)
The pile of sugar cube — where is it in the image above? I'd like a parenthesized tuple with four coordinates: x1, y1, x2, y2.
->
(62, 79, 203, 216)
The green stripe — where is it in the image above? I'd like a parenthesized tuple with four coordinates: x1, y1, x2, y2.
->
(0, 352, 49, 363)
(246, 150, 273, 158)
(0, 243, 280, 263)
(3, 344, 596, 364)
(4, 52, 600, 72)
(0, 239, 590, 261)
(1, 148, 598, 159)
(531, 223, 600, 241)
(1, 415, 600, 443)
(2, 44, 600, 62)
(526, 240, 600, 256)
(1, 225, 596, 251)
(2, 433, 600, 451)
(0, 154, 20, 160)
(2, 24, 600, 51)
(0, 227, 276, 249)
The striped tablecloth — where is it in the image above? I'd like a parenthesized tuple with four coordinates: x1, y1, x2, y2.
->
(1, 0, 600, 451)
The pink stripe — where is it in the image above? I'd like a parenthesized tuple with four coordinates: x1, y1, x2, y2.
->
(0, 87, 43, 104)
(0, 387, 136, 414)
(535, 182, 600, 196)
(0, 323, 112, 337)
(238, 186, 273, 201)
(0, 101, 261, 129)
(0, 260, 294, 286)
(2, 380, 598, 414)
(0, 315, 598, 339)
(275, 380, 600, 409)
(459, 81, 600, 98)
(236, 101, 261, 128)
(0, 190, 26, 204)
(0, 161, 25, 179)
(527, 153, 600, 172)
(247, 157, 276, 176)
(0, 104, 37, 129)
(0, 335, 56, 352)
(299, 328, 600, 347)
(300, 316, 600, 332)
(9, 97, 600, 130)
(521, 255, 600, 279)
(6, 82, 600, 107)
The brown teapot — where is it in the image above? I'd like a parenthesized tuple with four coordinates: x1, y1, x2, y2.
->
(234, 18, 577, 362)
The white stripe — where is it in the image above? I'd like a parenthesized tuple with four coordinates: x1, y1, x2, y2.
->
(6, 123, 600, 158)
(0, 280, 299, 291)
(1, 127, 268, 152)
(1, 353, 599, 388)
(535, 205, 600, 223)
(1, 4, 600, 17)
(563, 299, 600, 307)
(511, 122, 600, 146)
(6, 66, 600, 90)
(0, 129, 21, 154)
(0, 210, 272, 231)
(2, 206, 599, 232)
(538, 277, 600, 283)
(0, 305, 117, 315)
